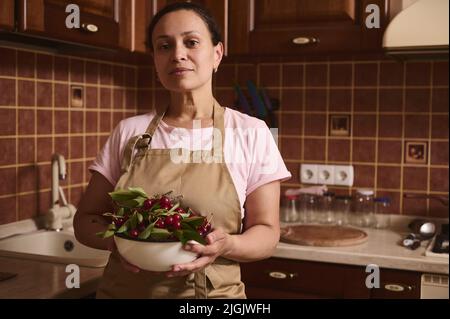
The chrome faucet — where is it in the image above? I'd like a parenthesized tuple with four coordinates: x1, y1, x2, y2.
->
(46, 154, 76, 231)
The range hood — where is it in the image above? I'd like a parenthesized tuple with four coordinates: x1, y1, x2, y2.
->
(383, 0, 449, 58)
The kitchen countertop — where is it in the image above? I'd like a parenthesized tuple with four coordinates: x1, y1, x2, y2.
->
(275, 223, 449, 275)
(0, 256, 104, 299)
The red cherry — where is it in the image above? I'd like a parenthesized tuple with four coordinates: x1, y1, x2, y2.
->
(175, 207, 186, 215)
(129, 229, 139, 237)
(160, 202, 172, 210)
(138, 223, 146, 232)
(172, 214, 182, 223)
(143, 199, 156, 210)
(155, 219, 165, 228)
(114, 218, 125, 227)
(164, 215, 174, 227)
(172, 221, 182, 230)
(159, 196, 171, 207)
(203, 222, 212, 233)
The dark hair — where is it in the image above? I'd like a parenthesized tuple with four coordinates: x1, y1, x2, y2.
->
(147, 2, 222, 51)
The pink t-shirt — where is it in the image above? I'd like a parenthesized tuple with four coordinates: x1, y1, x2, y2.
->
(89, 107, 292, 217)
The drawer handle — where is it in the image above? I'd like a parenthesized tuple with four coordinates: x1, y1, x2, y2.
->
(292, 37, 319, 45)
(268, 271, 298, 279)
(384, 283, 413, 292)
(81, 23, 99, 33)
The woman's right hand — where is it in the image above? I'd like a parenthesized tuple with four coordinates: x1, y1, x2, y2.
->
(107, 240, 141, 273)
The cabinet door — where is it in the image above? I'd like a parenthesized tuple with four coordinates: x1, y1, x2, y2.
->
(0, 0, 15, 31)
(370, 268, 421, 299)
(17, 0, 122, 49)
(151, 0, 229, 55)
(229, 0, 387, 56)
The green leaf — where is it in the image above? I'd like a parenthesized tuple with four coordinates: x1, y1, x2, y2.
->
(96, 230, 115, 238)
(167, 202, 180, 214)
(137, 212, 143, 224)
(107, 224, 116, 231)
(109, 190, 139, 202)
(150, 228, 171, 240)
(117, 219, 130, 233)
(182, 229, 207, 245)
(130, 213, 138, 230)
(121, 197, 146, 208)
(182, 216, 205, 228)
(117, 207, 125, 217)
(138, 222, 155, 240)
(128, 187, 148, 198)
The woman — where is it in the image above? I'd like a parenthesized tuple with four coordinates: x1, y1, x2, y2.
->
(74, 2, 291, 299)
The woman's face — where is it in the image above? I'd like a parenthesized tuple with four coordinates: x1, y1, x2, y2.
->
(152, 10, 223, 93)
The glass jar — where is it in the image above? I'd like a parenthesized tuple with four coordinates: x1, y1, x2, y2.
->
(334, 195, 352, 226)
(318, 192, 335, 224)
(280, 195, 299, 223)
(374, 197, 391, 229)
(351, 189, 376, 227)
(299, 194, 319, 224)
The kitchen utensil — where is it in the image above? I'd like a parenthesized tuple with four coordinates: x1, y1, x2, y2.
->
(260, 87, 278, 128)
(280, 225, 368, 247)
(408, 219, 436, 239)
(247, 80, 267, 119)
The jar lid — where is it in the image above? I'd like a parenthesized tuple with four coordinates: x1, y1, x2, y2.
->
(374, 197, 391, 203)
(356, 188, 374, 196)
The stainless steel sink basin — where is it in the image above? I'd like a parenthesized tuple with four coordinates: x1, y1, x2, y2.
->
(0, 229, 110, 268)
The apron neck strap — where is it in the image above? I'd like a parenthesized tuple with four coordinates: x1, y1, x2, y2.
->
(144, 100, 225, 147)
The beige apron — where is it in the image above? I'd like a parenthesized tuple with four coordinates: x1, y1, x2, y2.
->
(96, 102, 246, 299)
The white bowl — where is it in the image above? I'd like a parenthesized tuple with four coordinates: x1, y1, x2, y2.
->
(114, 235, 198, 272)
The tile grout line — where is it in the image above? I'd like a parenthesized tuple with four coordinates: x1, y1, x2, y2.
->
(349, 62, 355, 196)
(374, 62, 380, 197)
(15, 49, 19, 221)
(300, 62, 306, 187)
(325, 61, 330, 165)
(399, 61, 407, 215)
(426, 62, 434, 216)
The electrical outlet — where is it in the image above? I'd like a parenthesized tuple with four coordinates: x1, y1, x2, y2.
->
(317, 165, 335, 185)
(300, 164, 318, 184)
(334, 165, 354, 186)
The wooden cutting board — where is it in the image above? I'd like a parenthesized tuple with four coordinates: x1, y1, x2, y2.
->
(280, 225, 368, 247)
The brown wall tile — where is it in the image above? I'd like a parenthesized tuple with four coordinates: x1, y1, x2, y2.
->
(353, 165, 375, 188)
(304, 114, 326, 136)
(54, 56, 68, 81)
(281, 89, 302, 111)
(378, 115, 403, 138)
(305, 64, 327, 87)
(377, 166, 401, 189)
(404, 115, 429, 139)
(36, 110, 52, 135)
(355, 63, 378, 86)
(403, 167, 428, 191)
(430, 141, 449, 165)
(69, 186, 84, 208)
(18, 80, 35, 106)
(280, 138, 301, 160)
(36, 54, 53, 80)
(354, 89, 377, 112)
(70, 136, 84, 159)
(379, 89, 403, 112)
(0, 138, 16, 166)
(85, 111, 98, 133)
(305, 89, 326, 111)
(433, 61, 449, 85)
(329, 89, 351, 112)
(18, 193, 38, 220)
(406, 62, 431, 86)
(405, 88, 430, 112)
(237, 65, 257, 87)
(100, 63, 113, 85)
(54, 136, 69, 159)
(328, 139, 350, 162)
(17, 165, 37, 193)
(36, 137, 52, 163)
(303, 138, 325, 161)
(0, 108, 16, 136)
(377, 140, 402, 163)
(282, 64, 303, 87)
(113, 89, 124, 109)
(430, 168, 449, 192)
(18, 137, 35, 164)
(85, 87, 98, 108)
(0, 196, 17, 224)
(260, 64, 280, 87)
(285, 162, 299, 184)
(0, 79, 15, 106)
(353, 114, 376, 137)
(100, 88, 112, 109)
(17, 51, 35, 78)
(432, 88, 448, 113)
(403, 197, 427, 216)
(70, 161, 84, 185)
(70, 59, 84, 83)
(431, 115, 449, 139)
(99, 111, 112, 132)
(70, 111, 84, 134)
(54, 83, 68, 108)
(380, 62, 404, 86)
(376, 191, 400, 215)
(0, 47, 16, 76)
(138, 67, 153, 88)
(124, 67, 136, 87)
(0, 168, 16, 195)
(281, 113, 302, 136)
(85, 136, 98, 158)
(113, 65, 124, 87)
(38, 190, 51, 215)
(125, 89, 136, 109)
(36, 82, 52, 107)
(330, 64, 352, 86)
(216, 88, 236, 108)
(54, 110, 68, 134)
(85, 62, 99, 84)
(353, 140, 375, 163)
(18, 109, 35, 135)
(429, 199, 448, 218)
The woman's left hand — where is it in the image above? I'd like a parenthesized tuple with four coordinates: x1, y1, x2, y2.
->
(166, 228, 231, 277)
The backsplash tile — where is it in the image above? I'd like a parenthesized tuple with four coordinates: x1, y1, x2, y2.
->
(0, 44, 448, 225)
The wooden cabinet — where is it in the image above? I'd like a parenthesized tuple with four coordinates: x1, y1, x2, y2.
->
(241, 258, 422, 299)
(0, 0, 15, 31)
(228, 0, 389, 56)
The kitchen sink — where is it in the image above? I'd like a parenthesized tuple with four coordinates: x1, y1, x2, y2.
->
(0, 229, 110, 268)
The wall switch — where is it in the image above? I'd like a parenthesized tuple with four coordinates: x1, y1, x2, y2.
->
(334, 165, 354, 186)
(300, 164, 318, 184)
(317, 165, 335, 185)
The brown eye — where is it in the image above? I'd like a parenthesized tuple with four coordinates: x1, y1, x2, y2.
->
(186, 40, 199, 48)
